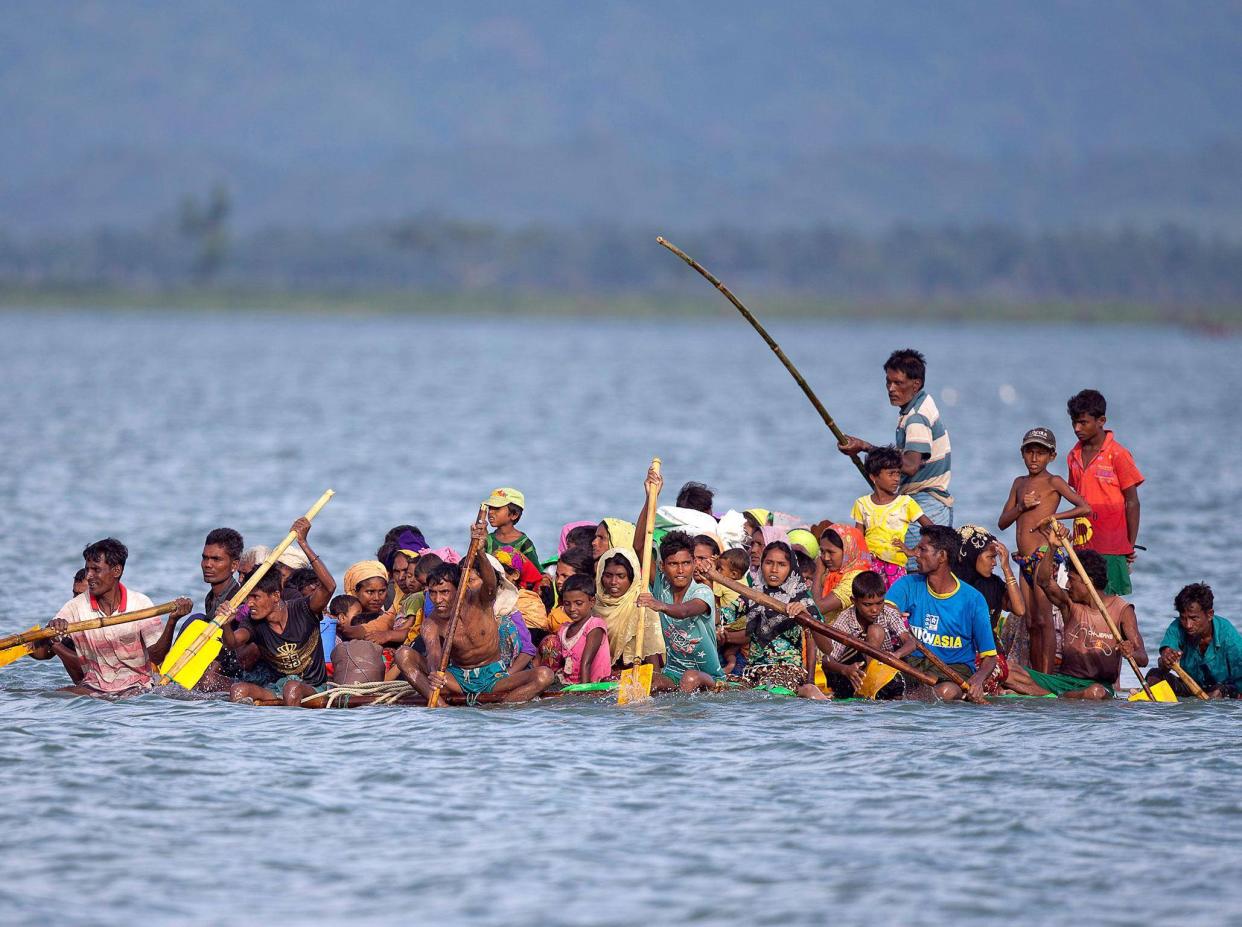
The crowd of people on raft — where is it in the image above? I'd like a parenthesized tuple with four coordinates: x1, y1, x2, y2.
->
(29, 348, 1242, 706)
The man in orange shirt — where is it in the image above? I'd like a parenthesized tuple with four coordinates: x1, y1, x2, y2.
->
(1066, 390, 1143, 595)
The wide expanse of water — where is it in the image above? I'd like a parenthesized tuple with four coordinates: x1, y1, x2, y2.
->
(1, 309, 1238, 926)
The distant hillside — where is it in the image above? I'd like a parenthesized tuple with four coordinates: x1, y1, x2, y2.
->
(2, 1, 1240, 233)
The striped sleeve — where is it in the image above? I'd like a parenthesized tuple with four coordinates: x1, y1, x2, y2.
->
(902, 413, 934, 456)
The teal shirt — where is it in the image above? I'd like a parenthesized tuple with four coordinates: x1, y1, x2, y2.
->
(652, 571, 724, 681)
(1160, 616, 1242, 689)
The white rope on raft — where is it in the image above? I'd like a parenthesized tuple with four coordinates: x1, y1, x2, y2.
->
(301, 680, 416, 707)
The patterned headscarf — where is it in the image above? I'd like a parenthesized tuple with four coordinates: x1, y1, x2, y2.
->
(820, 523, 872, 596)
(494, 545, 543, 590)
(745, 540, 810, 645)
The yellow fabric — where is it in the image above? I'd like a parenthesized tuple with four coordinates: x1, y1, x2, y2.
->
(827, 568, 866, 610)
(745, 508, 771, 527)
(398, 592, 424, 644)
(343, 560, 388, 597)
(515, 588, 549, 631)
(600, 518, 636, 553)
(851, 494, 924, 565)
(547, 606, 570, 633)
(592, 545, 665, 665)
(787, 529, 820, 559)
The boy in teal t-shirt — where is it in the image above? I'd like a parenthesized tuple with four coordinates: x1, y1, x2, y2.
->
(637, 532, 724, 692)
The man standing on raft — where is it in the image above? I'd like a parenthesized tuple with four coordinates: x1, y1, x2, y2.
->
(837, 349, 954, 549)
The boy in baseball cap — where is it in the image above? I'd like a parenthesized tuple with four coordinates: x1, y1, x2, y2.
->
(483, 487, 540, 567)
(998, 427, 1092, 674)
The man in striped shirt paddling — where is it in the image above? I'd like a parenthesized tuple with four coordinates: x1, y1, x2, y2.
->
(837, 349, 953, 555)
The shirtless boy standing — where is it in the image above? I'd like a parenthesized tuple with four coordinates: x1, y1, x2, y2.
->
(394, 521, 553, 704)
(998, 427, 1092, 673)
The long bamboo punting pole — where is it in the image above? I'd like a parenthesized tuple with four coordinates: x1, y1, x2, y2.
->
(427, 506, 488, 708)
(657, 237, 871, 487)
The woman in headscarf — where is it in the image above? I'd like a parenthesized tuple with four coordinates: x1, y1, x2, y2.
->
(734, 539, 825, 698)
(335, 560, 391, 643)
(810, 524, 874, 620)
(748, 526, 790, 583)
(955, 525, 1027, 672)
(590, 518, 636, 559)
(558, 521, 598, 556)
(592, 546, 665, 673)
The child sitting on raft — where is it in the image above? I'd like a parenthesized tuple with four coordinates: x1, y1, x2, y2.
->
(819, 570, 910, 700)
(555, 574, 611, 684)
(715, 547, 750, 674)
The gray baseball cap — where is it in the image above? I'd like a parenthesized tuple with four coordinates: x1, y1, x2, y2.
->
(1021, 427, 1056, 451)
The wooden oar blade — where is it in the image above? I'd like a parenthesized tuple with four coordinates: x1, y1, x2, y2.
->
(617, 663, 653, 705)
(857, 660, 900, 699)
(0, 628, 38, 669)
(1128, 680, 1178, 703)
(159, 618, 223, 689)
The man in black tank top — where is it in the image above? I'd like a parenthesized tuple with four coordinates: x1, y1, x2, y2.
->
(219, 517, 337, 706)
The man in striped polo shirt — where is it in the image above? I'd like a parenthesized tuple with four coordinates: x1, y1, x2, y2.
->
(838, 349, 953, 551)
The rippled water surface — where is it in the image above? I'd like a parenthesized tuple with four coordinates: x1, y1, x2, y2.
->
(1, 310, 1239, 926)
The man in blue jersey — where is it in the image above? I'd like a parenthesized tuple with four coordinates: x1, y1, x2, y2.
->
(888, 525, 996, 701)
(837, 349, 953, 551)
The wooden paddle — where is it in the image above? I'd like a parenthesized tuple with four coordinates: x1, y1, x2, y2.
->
(1042, 517, 1158, 701)
(0, 600, 182, 668)
(704, 568, 938, 687)
(426, 505, 488, 709)
(908, 639, 988, 705)
(158, 489, 335, 688)
(657, 237, 871, 488)
(1171, 660, 1211, 701)
(618, 457, 661, 704)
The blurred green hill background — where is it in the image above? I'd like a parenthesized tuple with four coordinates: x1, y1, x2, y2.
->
(3, 1, 1240, 316)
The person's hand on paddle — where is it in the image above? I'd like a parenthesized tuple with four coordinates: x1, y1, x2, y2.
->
(837, 435, 869, 457)
(1118, 638, 1136, 659)
(644, 465, 663, 495)
(1158, 647, 1182, 672)
(635, 592, 663, 613)
(428, 671, 449, 692)
(1036, 518, 1068, 543)
(786, 600, 813, 623)
(46, 617, 69, 641)
(291, 516, 312, 547)
(171, 597, 193, 620)
(215, 601, 237, 624)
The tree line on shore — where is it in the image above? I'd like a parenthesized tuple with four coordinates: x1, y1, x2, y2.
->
(1, 199, 1239, 309)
